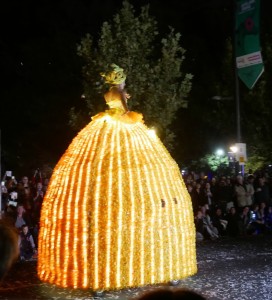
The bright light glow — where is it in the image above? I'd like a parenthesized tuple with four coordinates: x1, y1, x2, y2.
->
(38, 118, 197, 290)
(216, 149, 224, 156)
(147, 128, 157, 138)
(230, 145, 238, 153)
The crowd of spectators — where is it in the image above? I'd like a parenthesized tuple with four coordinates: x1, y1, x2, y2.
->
(1, 170, 49, 261)
(184, 170, 272, 241)
(1, 167, 272, 264)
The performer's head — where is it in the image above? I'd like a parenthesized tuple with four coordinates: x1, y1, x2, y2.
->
(101, 64, 126, 86)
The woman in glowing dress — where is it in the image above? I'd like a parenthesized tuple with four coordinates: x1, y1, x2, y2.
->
(38, 64, 197, 290)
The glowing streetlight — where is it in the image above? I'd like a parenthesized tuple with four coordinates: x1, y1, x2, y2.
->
(230, 145, 238, 153)
(216, 149, 225, 156)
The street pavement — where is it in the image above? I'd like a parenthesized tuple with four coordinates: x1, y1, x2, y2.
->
(1, 235, 272, 300)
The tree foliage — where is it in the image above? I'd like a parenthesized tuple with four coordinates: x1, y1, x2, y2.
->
(74, 0, 192, 148)
(190, 153, 229, 174)
(245, 153, 267, 173)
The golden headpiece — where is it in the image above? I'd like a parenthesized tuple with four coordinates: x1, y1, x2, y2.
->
(101, 63, 126, 85)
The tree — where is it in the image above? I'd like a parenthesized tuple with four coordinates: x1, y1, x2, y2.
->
(189, 153, 229, 175)
(73, 0, 192, 149)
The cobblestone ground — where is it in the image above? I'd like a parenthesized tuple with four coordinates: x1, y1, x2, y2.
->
(1, 235, 272, 300)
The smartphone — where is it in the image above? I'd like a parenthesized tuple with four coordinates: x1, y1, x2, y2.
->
(6, 171, 12, 177)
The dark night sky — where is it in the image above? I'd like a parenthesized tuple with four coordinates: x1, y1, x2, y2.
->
(1, 0, 270, 176)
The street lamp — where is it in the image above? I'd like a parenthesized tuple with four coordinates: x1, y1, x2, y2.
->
(230, 145, 238, 153)
(211, 94, 245, 175)
(216, 148, 225, 156)
(229, 144, 246, 176)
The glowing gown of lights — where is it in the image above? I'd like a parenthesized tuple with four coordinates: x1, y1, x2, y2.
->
(38, 86, 197, 290)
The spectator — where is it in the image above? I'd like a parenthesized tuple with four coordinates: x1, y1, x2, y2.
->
(187, 184, 193, 197)
(32, 182, 44, 224)
(197, 171, 207, 185)
(226, 207, 240, 237)
(259, 201, 267, 221)
(202, 182, 213, 210)
(265, 206, 272, 232)
(6, 176, 17, 193)
(246, 175, 255, 206)
(18, 224, 37, 261)
(201, 206, 219, 240)
(14, 205, 27, 229)
(191, 183, 205, 213)
(254, 176, 270, 205)
(209, 177, 219, 204)
(234, 175, 251, 210)
(225, 177, 235, 211)
(14, 205, 32, 230)
(212, 207, 228, 236)
(43, 177, 50, 193)
(238, 206, 250, 236)
(194, 210, 205, 241)
(248, 204, 266, 235)
(1, 181, 9, 213)
(31, 182, 44, 245)
(17, 176, 34, 209)
(216, 178, 232, 213)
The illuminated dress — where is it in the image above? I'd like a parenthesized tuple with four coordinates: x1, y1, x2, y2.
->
(38, 65, 197, 290)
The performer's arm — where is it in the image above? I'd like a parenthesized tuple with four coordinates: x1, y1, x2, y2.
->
(120, 90, 129, 113)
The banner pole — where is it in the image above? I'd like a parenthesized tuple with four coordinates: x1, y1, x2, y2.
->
(235, 61, 241, 143)
(233, 0, 242, 143)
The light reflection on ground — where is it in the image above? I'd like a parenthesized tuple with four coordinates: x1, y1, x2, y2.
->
(1, 236, 272, 300)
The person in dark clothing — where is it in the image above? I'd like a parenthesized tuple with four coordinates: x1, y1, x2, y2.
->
(238, 206, 250, 236)
(212, 207, 228, 236)
(18, 225, 37, 261)
(254, 177, 270, 205)
(191, 183, 205, 213)
(247, 204, 266, 235)
(265, 206, 272, 231)
(226, 207, 240, 237)
(216, 179, 234, 213)
(194, 210, 206, 240)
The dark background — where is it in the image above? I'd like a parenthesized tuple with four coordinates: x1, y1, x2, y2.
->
(1, 0, 271, 177)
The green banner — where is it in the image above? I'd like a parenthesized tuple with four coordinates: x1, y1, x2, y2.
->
(235, 0, 264, 89)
